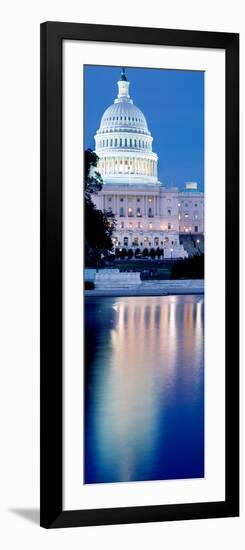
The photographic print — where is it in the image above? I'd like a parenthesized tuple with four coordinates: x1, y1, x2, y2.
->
(84, 65, 205, 485)
(41, 22, 239, 528)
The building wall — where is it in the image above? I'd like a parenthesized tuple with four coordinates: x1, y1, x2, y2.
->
(178, 192, 204, 234)
(92, 183, 204, 250)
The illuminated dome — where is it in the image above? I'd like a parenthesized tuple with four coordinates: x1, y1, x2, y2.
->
(95, 68, 159, 185)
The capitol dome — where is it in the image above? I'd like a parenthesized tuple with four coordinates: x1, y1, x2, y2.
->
(98, 96, 150, 136)
(95, 68, 159, 185)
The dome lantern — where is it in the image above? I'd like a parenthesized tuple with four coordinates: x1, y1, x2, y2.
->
(116, 67, 130, 101)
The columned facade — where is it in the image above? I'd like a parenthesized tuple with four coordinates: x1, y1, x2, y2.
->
(92, 68, 204, 258)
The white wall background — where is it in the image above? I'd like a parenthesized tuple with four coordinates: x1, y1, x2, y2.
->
(0, 0, 244, 548)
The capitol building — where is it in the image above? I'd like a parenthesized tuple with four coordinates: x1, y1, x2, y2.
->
(92, 68, 204, 258)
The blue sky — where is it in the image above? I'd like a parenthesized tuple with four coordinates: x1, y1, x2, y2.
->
(84, 65, 204, 191)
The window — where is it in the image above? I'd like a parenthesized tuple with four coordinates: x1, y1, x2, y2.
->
(110, 139, 113, 146)
(128, 207, 133, 217)
(167, 209, 171, 215)
(115, 138, 117, 146)
(119, 207, 124, 217)
(134, 139, 137, 147)
(137, 198, 141, 202)
(108, 197, 112, 202)
(149, 222, 153, 230)
(168, 223, 171, 230)
(120, 197, 124, 202)
(194, 226, 198, 232)
(136, 208, 141, 217)
(148, 207, 153, 217)
(125, 138, 127, 147)
(120, 138, 122, 146)
(120, 222, 124, 229)
(129, 139, 132, 147)
(123, 237, 128, 246)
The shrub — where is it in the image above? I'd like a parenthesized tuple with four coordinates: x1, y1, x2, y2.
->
(120, 248, 127, 259)
(108, 254, 115, 262)
(171, 253, 204, 279)
(85, 281, 95, 290)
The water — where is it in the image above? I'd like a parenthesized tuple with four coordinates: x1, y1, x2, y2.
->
(85, 295, 204, 484)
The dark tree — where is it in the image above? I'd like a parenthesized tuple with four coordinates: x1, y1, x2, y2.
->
(120, 248, 127, 259)
(85, 148, 115, 265)
(127, 249, 133, 259)
(84, 149, 103, 196)
(150, 248, 156, 259)
(143, 248, 149, 257)
(171, 253, 204, 279)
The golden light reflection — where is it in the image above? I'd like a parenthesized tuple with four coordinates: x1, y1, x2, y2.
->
(92, 296, 204, 482)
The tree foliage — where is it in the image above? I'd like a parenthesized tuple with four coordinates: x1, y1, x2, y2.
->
(85, 148, 115, 265)
(171, 253, 204, 279)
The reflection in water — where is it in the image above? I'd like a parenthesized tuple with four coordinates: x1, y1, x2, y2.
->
(85, 296, 204, 484)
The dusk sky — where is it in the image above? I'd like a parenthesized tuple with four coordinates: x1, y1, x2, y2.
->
(84, 65, 204, 191)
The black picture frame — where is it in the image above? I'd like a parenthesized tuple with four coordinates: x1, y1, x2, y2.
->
(40, 21, 239, 528)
